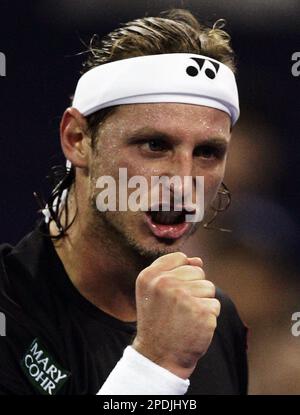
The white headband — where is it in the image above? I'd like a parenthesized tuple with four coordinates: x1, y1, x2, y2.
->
(72, 53, 240, 125)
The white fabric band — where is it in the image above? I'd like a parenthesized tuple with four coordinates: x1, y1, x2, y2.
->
(72, 53, 240, 125)
(97, 346, 190, 395)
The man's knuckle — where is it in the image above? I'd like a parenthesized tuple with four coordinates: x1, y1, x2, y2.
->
(204, 280, 216, 295)
(172, 286, 189, 300)
(137, 269, 150, 286)
(153, 275, 173, 293)
(193, 267, 205, 279)
(212, 299, 221, 315)
(176, 252, 187, 260)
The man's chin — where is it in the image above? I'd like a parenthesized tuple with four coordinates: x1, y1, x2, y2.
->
(124, 232, 188, 261)
(127, 241, 180, 261)
(129, 221, 203, 260)
(95, 209, 200, 259)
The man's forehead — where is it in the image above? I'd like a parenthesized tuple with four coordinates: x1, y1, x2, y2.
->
(109, 102, 231, 139)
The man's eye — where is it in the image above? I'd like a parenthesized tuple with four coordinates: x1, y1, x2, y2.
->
(141, 139, 169, 152)
(193, 145, 225, 159)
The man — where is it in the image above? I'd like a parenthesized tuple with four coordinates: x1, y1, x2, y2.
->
(0, 9, 247, 395)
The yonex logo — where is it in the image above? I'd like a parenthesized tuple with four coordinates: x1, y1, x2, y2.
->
(186, 57, 220, 79)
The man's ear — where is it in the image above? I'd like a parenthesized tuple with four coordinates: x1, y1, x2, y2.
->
(60, 107, 91, 168)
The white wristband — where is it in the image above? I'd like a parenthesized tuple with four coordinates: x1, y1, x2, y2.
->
(97, 346, 190, 395)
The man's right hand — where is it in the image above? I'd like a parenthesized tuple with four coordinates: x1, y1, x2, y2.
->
(132, 252, 220, 380)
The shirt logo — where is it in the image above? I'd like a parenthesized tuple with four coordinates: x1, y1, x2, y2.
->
(21, 338, 70, 395)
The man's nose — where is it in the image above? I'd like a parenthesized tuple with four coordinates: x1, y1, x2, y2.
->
(166, 150, 197, 196)
(169, 149, 194, 176)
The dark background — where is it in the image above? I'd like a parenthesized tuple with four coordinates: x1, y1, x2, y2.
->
(0, 0, 300, 394)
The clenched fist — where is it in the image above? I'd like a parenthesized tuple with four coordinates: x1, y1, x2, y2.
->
(132, 252, 220, 380)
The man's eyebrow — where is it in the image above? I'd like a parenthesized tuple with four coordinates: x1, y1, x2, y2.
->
(126, 128, 170, 141)
(196, 138, 229, 147)
(126, 128, 229, 146)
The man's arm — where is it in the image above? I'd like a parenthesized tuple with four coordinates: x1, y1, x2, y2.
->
(98, 252, 220, 395)
(97, 346, 190, 395)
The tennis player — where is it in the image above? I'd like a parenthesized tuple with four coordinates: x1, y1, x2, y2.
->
(0, 9, 247, 395)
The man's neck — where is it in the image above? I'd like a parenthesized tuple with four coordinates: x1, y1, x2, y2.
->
(50, 207, 147, 323)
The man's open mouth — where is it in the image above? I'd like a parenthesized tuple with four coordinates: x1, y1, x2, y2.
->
(148, 209, 187, 225)
(144, 205, 194, 239)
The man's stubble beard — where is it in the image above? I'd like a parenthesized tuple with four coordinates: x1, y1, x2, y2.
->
(88, 191, 202, 263)
(88, 163, 203, 263)
(89, 199, 169, 262)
